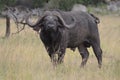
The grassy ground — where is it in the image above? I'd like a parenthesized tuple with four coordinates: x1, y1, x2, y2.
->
(0, 15, 120, 80)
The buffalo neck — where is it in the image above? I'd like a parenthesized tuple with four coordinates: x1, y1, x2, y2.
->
(40, 28, 63, 51)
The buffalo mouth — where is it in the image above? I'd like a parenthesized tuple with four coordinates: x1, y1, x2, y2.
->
(46, 28, 54, 31)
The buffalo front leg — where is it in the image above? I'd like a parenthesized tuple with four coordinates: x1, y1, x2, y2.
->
(48, 53, 58, 66)
(78, 45, 89, 68)
(46, 47, 58, 66)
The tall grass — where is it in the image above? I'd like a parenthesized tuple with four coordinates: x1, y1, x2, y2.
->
(0, 15, 120, 80)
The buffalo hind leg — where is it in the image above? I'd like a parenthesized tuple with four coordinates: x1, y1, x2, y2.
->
(78, 45, 89, 68)
(91, 42, 102, 68)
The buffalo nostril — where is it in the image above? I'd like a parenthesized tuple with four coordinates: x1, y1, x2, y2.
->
(48, 24, 55, 28)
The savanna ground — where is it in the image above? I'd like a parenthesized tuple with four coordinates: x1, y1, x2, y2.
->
(0, 15, 120, 80)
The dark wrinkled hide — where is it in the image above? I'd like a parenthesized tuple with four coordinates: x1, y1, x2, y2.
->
(29, 10, 102, 68)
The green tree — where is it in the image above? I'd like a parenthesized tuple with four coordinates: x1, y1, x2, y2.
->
(0, 0, 106, 11)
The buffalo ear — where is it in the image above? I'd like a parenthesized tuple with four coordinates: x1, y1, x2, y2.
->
(32, 22, 44, 32)
(33, 26, 41, 32)
(57, 22, 62, 28)
(57, 20, 65, 28)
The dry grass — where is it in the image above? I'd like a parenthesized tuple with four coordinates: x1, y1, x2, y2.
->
(0, 15, 120, 80)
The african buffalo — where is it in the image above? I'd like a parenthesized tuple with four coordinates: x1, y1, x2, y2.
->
(26, 10, 102, 68)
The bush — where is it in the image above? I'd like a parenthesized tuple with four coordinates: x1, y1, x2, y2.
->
(0, 0, 106, 11)
(57, 0, 105, 10)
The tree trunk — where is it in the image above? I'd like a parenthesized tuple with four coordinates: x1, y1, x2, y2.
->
(5, 16, 10, 38)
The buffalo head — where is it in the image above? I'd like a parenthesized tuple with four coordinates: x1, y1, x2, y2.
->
(25, 11, 76, 32)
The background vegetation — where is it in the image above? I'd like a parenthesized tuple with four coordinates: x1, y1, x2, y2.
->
(0, 0, 120, 80)
(0, 15, 120, 80)
(0, 0, 108, 11)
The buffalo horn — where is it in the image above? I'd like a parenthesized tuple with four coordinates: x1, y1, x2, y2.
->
(53, 11, 76, 28)
(25, 12, 41, 28)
